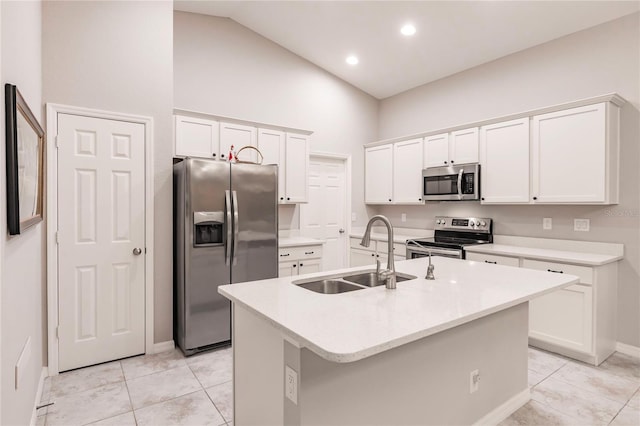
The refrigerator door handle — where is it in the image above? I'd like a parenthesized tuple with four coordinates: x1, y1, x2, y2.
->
(225, 190, 232, 266)
(232, 190, 239, 266)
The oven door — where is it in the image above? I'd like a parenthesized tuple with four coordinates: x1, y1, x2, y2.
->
(406, 246, 463, 260)
(422, 164, 480, 201)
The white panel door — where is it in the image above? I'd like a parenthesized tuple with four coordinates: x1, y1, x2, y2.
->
(300, 157, 347, 271)
(284, 133, 309, 203)
(532, 103, 606, 203)
(424, 133, 449, 168)
(365, 145, 393, 203)
(450, 127, 479, 165)
(480, 118, 530, 204)
(57, 114, 145, 371)
(393, 138, 424, 204)
(174, 115, 219, 160)
(298, 259, 321, 275)
(278, 260, 297, 278)
(220, 122, 257, 162)
(258, 129, 285, 202)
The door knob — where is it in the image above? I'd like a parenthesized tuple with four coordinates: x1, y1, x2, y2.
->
(133, 248, 142, 256)
(339, 228, 345, 234)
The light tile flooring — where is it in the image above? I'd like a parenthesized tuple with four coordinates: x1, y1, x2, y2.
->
(36, 346, 639, 426)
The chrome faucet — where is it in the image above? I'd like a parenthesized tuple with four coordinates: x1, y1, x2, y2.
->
(360, 215, 396, 289)
(426, 251, 435, 280)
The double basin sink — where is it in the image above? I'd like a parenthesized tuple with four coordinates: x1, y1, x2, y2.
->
(293, 270, 417, 294)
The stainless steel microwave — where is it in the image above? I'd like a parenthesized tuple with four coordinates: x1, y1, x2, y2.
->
(422, 164, 480, 201)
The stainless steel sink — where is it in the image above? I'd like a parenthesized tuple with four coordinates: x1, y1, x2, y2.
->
(296, 279, 365, 294)
(342, 271, 417, 287)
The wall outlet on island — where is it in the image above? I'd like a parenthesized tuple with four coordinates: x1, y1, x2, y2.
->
(401, 213, 407, 222)
(543, 217, 552, 230)
(285, 365, 298, 405)
(574, 218, 590, 232)
(469, 369, 480, 394)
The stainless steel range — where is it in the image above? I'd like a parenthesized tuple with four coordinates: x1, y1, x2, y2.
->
(406, 216, 493, 260)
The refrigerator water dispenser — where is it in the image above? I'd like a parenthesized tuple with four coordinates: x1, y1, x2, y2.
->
(193, 211, 224, 246)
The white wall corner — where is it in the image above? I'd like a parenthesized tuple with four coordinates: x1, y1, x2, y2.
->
(29, 366, 48, 426)
(615, 342, 640, 359)
(150, 340, 175, 355)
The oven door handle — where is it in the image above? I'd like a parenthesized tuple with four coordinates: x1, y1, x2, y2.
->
(457, 169, 463, 199)
(409, 247, 462, 257)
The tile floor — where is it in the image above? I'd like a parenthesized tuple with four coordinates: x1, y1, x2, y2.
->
(36, 346, 639, 426)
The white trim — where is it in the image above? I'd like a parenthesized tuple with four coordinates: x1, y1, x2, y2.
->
(472, 388, 530, 426)
(45, 103, 155, 375)
(616, 342, 640, 359)
(29, 367, 48, 426)
(149, 340, 175, 355)
(307, 152, 352, 269)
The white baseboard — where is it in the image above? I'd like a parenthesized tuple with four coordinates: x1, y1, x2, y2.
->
(149, 340, 175, 355)
(473, 388, 530, 426)
(30, 367, 48, 426)
(616, 342, 640, 359)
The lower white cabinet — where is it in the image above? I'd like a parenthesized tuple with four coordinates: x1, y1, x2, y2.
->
(349, 238, 405, 268)
(466, 252, 520, 267)
(278, 244, 323, 277)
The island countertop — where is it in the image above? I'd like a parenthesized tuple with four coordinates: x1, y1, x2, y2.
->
(219, 257, 578, 363)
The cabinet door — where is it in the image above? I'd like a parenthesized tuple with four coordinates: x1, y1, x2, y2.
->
(298, 258, 321, 275)
(532, 103, 606, 203)
(365, 145, 393, 204)
(258, 129, 286, 202)
(393, 138, 424, 204)
(175, 115, 219, 159)
(284, 133, 309, 203)
(529, 284, 594, 354)
(350, 248, 377, 267)
(450, 127, 479, 165)
(278, 260, 298, 277)
(480, 118, 530, 204)
(424, 133, 449, 168)
(220, 122, 257, 162)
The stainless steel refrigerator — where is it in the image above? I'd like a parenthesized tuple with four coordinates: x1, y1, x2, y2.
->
(173, 158, 278, 355)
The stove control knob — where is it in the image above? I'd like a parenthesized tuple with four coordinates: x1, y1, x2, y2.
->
(469, 220, 475, 227)
(436, 219, 442, 225)
(479, 221, 486, 227)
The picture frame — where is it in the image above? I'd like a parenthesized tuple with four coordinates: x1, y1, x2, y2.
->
(5, 84, 45, 235)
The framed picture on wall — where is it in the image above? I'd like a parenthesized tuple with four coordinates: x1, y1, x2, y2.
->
(5, 83, 45, 235)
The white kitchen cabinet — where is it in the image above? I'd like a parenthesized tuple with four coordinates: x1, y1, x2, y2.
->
(423, 133, 449, 168)
(278, 244, 323, 277)
(350, 248, 377, 267)
(284, 133, 309, 203)
(349, 238, 406, 267)
(531, 102, 619, 204)
(466, 252, 520, 267)
(220, 122, 257, 162)
(393, 138, 424, 204)
(365, 145, 393, 204)
(174, 115, 220, 159)
(257, 128, 286, 201)
(449, 128, 479, 165)
(479, 118, 530, 204)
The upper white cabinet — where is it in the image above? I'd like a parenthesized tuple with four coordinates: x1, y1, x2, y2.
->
(480, 118, 530, 204)
(174, 115, 220, 159)
(424, 128, 479, 168)
(532, 102, 619, 204)
(284, 133, 310, 203)
(220, 122, 257, 162)
(423, 133, 449, 168)
(393, 138, 424, 204)
(257, 129, 309, 204)
(365, 145, 393, 204)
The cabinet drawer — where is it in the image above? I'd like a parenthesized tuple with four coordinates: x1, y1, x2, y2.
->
(278, 245, 323, 261)
(467, 252, 519, 267)
(522, 259, 592, 284)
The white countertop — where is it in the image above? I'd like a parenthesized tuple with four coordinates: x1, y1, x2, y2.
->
(279, 236, 325, 248)
(466, 244, 623, 266)
(219, 257, 577, 363)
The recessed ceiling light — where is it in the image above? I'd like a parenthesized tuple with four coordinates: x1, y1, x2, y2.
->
(346, 55, 359, 65)
(401, 24, 416, 36)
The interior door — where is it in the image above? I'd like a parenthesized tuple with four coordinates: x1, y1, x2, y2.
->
(300, 157, 347, 271)
(57, 113, 145, 371)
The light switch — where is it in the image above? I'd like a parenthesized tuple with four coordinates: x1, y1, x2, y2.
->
(543, 218, 552, 230)
(351, 212, 357, 222)
(401, 213, 407, 222)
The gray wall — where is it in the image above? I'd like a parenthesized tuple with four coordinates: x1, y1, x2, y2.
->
(42, 1, 175, 343)
(1, 1, 46, 424)
(376, 13, 640, 347)
(173, 12, 379, 229)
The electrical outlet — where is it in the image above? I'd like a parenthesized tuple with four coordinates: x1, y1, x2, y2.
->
(285, 365, 298, 404)
(351, 212, 357, 222)
(574, 219, 590, 232)
(470, 369, 480, 394)
(401, 213, 407, 222)
(543, 218, 552, 230)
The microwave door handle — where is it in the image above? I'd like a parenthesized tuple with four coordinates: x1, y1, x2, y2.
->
(457, 169, 463, 199)
(225, 190, 232, 265)
(232, 190, 239, 266)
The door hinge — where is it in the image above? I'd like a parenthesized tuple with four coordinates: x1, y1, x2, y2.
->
(55, 231, 59, 244)
(55, 135, 60, 148)
(55, 326, 59, 339)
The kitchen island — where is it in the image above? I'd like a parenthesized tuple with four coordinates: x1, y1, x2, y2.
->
(219, 257, 578, 425)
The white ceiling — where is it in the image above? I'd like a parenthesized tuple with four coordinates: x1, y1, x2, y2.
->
(174, 1, 639, 100)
